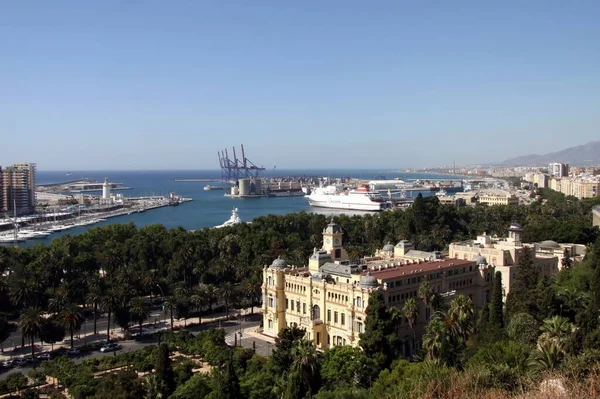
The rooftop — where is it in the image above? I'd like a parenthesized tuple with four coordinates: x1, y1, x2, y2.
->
(365, 258, 477, 280)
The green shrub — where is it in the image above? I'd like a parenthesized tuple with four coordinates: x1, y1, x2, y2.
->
(507, 313, 541, 346)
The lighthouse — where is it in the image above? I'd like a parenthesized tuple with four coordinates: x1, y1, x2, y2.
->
(102, 178, 111, 199)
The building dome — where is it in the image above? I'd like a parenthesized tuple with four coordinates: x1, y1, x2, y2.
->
(382, 243, 395, 252)
(472, 254, 488, 265)
(270, 256, 287, 269)
(539, 240, 559, 248)
(324, 220, 342, 234)
(360, 272, 379, 289)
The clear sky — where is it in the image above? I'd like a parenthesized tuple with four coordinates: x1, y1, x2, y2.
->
(1, 1, 599, 170)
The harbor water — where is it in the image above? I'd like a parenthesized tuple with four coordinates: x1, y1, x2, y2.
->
(22, 169, 466, 246)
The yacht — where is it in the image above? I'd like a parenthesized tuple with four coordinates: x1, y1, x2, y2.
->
(305, 185, 391, 211)
(215, 208, 242, 228)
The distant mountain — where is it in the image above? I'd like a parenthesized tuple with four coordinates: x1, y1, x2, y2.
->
(502, 141, 600, 166)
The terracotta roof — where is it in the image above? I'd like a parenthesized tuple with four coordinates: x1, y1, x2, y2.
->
(365, 258, 476, 280)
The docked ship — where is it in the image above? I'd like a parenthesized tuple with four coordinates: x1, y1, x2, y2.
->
(305, 185, 390, 211)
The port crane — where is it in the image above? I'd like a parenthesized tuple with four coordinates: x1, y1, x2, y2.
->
(218, 145, 265, 183)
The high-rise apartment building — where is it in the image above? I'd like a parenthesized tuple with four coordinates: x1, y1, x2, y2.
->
(549, 162, 569, 178)
(0, 163, 37, 215)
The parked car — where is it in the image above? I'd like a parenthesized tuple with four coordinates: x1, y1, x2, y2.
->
(14, 358, 28, 367)
(99, 343, 120, 353)
(36, 353, 53, 361)
(2, 359, 15, 368)
(66, 348, 81, 356)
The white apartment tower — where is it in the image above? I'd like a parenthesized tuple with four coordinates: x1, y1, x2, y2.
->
(549, 162, 569, 178)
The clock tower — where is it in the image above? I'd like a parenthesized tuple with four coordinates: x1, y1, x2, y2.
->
(322, 220, 348, 261)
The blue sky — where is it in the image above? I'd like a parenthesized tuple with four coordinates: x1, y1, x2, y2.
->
(1, 1, 599, 170)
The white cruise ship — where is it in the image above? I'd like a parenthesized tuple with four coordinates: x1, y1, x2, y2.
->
(305, 185, 390, 211)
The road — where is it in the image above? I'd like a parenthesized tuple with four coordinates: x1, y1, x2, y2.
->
(3, 311, 170, 351)
(0, 315, 265, 380)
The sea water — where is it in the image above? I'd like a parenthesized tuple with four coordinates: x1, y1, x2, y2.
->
(23, 169, 465, 246)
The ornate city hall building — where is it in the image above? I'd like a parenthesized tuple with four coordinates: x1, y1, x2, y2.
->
(262, 221, 494, 354)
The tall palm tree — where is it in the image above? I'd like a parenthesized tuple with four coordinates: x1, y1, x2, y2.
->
(9, 278, 36, 310)
(218, 282, 237, 320)
(447, 295, 475, 342)
(163, 296, 178, 331)
(418, 281, 435, 318)
(422, 317, 448, 363)
(244, 278, 262, 315)
(290, 340, 320, 397)
(48, 283, 72, 315)
(99, 287, 121, 341)
(129, 297, 151, 335)
(190, 286, 208, 324)
(19, 307, 44, 369)
(402, 298, 419, 353)
(86, 283, 104, 335)
(203, 284, 218, 313)
(61, 304, 83, 348)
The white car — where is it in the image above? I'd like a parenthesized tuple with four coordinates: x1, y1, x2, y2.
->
(66, 348, 81, 356)
(99, 343, 120, 353)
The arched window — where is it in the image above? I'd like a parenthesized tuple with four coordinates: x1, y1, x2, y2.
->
(312, 305, 321, 320)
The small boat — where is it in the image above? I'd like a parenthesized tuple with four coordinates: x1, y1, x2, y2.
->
(214, 208, 242, 228)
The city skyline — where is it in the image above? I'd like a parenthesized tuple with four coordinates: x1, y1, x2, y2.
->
(2, 2, 599, 170)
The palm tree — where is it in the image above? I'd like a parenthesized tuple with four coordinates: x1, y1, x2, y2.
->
(418, 281, 435, 318)
(402, 298, 419, 353)
(290, 340, 320, 397)
(203, 284, 218, 313)
(60, 304, 83, 348)
(190, 287, 208, 324)
(99, 287, 121, 341)
(422, 317, 447, 363)
(531, 341, 564, 371)
(447, 295, 475, 342)
(163, 296, 178, 331)
(218, 282, 237, 320)
(19, 307, 44, 369)
(558, 289, 589, 318)
(48, 282, 72, 315)
(144, 374, 165, 399)
(244, 278, 262, 315)
(129, 297, 150, 335)
(86, 283, 104, 335)
(538, 316, 574, 349)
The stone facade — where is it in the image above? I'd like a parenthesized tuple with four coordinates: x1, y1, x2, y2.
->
(448, 223, 585, 300)
(262, 221, 494, 355)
